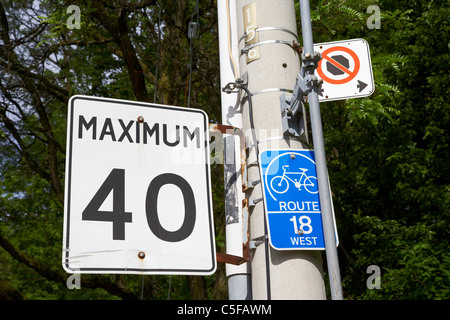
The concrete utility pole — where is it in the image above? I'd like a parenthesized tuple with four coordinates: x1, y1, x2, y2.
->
(235, 0, 326, 299)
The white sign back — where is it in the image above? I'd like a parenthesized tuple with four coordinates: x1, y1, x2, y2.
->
(63, 95, 216, 275)
(314, 38, 374, 102)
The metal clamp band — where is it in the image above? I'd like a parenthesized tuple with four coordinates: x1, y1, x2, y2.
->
(240, 26, 298, 42)
(250, 88, 293, 96)
(241, 39, 297, 55)
(240, 88, 293, 105)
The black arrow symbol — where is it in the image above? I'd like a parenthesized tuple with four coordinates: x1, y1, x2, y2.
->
(357, 80, 368, 92)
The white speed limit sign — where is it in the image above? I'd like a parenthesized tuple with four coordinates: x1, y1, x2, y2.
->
(63, 95, 216, 275)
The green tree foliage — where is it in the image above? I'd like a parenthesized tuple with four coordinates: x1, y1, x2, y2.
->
(309, 0, 449, 299)
(0, 0, 448, 300)
(0, 0, 224, 300)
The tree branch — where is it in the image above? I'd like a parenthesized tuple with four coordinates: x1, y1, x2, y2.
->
(0, 230, 137, 300)
(0, 277, 25, 300)
(88, 0, 150, 102)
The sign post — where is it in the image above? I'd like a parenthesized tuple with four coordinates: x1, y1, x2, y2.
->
(299, 0, 344, 299)
(63, 95, 216, 275)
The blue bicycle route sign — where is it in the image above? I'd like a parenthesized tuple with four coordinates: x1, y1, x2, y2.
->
(259, 149, 338, 250)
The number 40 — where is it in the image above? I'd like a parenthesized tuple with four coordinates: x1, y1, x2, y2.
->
(82, 168, 196, 242)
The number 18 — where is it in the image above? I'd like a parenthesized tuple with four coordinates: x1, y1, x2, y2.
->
(289, 215, 313, 235)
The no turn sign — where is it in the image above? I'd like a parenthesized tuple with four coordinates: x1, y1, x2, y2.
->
(314, 38, 374, 102)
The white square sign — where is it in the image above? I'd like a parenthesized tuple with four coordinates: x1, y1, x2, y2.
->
(63, 95, 216, 275)
(314, 38, 374, 102)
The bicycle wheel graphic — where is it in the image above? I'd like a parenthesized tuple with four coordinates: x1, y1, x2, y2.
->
(303, 176, 319, 194)
(270, 176, 289, 194)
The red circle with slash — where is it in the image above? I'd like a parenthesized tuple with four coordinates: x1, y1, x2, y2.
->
(317, 46, 360, 85)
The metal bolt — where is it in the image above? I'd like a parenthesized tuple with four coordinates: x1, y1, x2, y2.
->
(297, 229, 304, 236)
(290, 154, 296, 159)
(138, 252, 145, 259)
(137, 116, 144, 123)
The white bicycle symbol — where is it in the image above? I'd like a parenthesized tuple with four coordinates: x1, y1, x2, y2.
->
(270, 165, 319, 194)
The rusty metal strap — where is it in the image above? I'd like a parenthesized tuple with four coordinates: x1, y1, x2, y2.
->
(216, 252, 247, 266)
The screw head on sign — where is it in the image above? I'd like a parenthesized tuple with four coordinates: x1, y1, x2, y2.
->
(138, 252, 145, 259)
(290, 154, 296, 159)
(297, 229, 304, 236)
(137, 116, 144, 123)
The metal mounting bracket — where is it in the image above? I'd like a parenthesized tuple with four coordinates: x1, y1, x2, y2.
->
(280, 81, 308, 139)
(280, 51, 323, 142)
(248, 197, 263, 207)
(249, 235, 267, 249)
(246, 179, 261, 189)
(222, 72, 248, 94)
